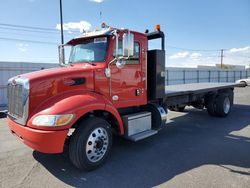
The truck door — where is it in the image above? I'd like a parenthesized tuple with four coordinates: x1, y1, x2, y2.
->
(110, 38, 147, 108)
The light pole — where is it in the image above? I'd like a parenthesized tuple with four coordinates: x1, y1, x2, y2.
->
(220, 49, 224, 69)
(59, 0, 64, 45)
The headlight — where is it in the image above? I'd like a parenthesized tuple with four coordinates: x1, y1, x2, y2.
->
(32, 114, 74, 126)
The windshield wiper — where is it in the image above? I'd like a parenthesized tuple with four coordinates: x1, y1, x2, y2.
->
(87, 61, 96, 66)
(69, 60, 96, 66)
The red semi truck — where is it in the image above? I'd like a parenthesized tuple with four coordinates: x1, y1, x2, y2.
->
(7, 24, 240, 170)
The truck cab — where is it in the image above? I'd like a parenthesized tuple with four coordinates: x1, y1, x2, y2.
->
(59, 28, 149, 108)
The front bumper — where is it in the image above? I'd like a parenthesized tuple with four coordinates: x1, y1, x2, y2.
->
(7, 117, 68, 154)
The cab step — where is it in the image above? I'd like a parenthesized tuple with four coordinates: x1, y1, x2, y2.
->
(126, 129, 158, 142)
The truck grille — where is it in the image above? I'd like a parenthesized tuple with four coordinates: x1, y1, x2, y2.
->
(8, 84, 24, 117)
(7, 77, 29, 125)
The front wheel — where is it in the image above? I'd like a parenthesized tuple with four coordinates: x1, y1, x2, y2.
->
(69, 117, 112, 171)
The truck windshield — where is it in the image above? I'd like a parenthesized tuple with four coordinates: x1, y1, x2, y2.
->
(69, 37, 108, 63)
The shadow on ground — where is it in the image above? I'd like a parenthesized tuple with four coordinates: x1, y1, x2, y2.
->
(33, 104, 250, 187)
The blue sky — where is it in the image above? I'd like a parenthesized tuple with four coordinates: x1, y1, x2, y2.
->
(0, 0, 249, 67)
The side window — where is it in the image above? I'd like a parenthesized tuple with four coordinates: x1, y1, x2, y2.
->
(127, 42, 140, 64)
(113, 41, 140, 64)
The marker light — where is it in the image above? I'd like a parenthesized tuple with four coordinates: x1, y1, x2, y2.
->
(101, 22, 107, 28)
(32, 114, 74, 126)
(155, 24, 161, 31)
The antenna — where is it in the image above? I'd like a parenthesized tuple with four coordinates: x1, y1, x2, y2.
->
(100, 11, 102, 23)
(99, 2, 103, 27)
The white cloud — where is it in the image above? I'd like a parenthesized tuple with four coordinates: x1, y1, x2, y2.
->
(167, 46, 250, 68)
(56, 21, 91, 33)
(190, 52, 202, 59)
(16, 43, 29, 52)
(169, 52, 202, 60)
(167, 55, 220, 68)
(229, 46, 250, 53)
(169, 51, 189, 59)
(89, 0, 104, 3)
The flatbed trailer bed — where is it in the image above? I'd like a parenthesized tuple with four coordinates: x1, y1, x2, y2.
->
(165, 82, 241, 107)
(165, 83, 241, 97)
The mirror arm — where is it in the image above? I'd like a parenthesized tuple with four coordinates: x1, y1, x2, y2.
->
(105, 29, 119, 77)
(115, 30, 119, 59)
(105, 57, 118, 96)
(105, 30, 119, 96)
(58, 44, 67, 67)
(108, 58, 118, 68)
(106, 29, 126, 96)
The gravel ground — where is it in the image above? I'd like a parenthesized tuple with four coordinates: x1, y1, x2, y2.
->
(0, 87, 249, 188)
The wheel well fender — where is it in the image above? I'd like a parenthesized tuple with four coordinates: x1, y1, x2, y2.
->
(72, 97, 124, 136)
(28, 91, 124, 135)
(104, 102, 124, 135)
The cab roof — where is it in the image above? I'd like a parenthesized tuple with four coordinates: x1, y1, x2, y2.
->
(65, 28, 146, 45)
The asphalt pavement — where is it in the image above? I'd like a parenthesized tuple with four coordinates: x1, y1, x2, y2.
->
(0, 87, 250, 188)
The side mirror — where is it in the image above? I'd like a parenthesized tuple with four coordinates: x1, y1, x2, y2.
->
(58, 45, 65, 66)
(116, 58, 126, 69)
(122, 32, 134, 57)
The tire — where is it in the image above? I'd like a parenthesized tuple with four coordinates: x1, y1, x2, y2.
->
(141, 104, 164, 129)
(240, 81, 247, 87)
(206, 95, 216, 116)
(69, 117, 112, 171)
(215, 93, 231, 117)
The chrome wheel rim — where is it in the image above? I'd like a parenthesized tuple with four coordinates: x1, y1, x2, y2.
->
(86, 127, 109, 162)
(223, 97, 230, 114)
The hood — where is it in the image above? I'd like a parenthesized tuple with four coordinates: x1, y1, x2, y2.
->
(21, 63, 102, 81)
(15, 63, 105, 115)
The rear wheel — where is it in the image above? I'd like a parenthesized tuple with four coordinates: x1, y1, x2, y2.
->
(206, 95, 216, 116)
(215, 93, 231, 117)
(69, 117, 112, 171)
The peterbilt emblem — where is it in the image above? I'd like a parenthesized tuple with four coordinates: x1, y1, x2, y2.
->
(63, 78, 86, 86)
(63, 79, 75, 86)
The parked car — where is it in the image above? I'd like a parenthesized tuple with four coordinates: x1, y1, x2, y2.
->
(236, 77, 250, 86)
